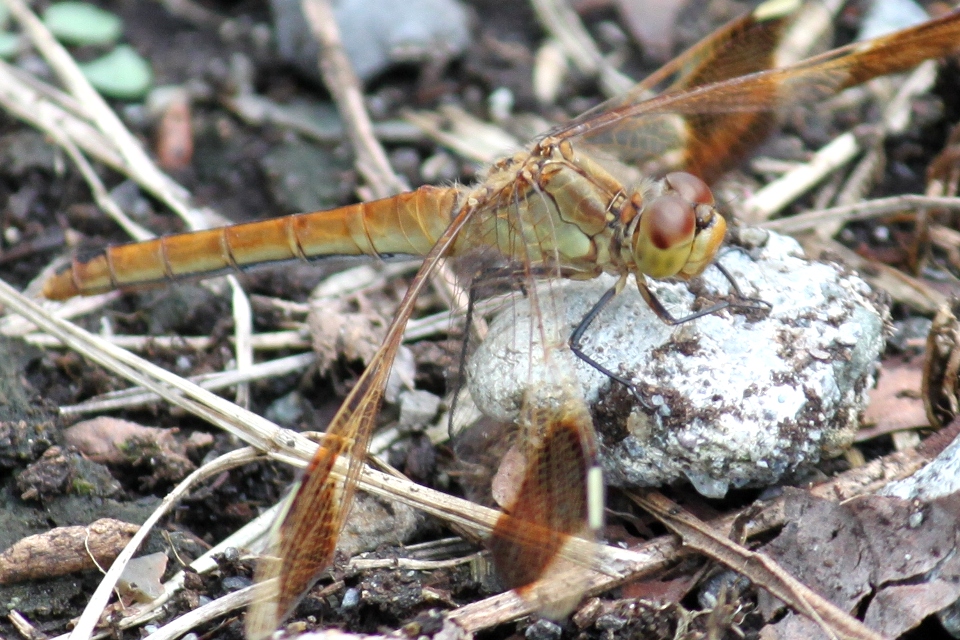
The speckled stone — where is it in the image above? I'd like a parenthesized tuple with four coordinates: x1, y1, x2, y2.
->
(466, 231, 889, 498)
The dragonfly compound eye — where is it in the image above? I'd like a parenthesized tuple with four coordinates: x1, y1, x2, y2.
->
(633, 194, 696, 279)
(664, 171, 714, 206)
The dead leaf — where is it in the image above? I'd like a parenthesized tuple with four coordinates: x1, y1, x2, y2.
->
(0, 518, 139, 583)
(758, 489, 960, 635)
(864, 580, 960, 637)
(64, 416, 197, 487)
(860, 358, 928, 440)
(309, 293, 388, 375)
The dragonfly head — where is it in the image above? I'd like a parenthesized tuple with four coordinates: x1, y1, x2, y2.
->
(632, 172, 725, 281)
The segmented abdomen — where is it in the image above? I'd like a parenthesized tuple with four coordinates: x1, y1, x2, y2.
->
(43, 185, 461, 299)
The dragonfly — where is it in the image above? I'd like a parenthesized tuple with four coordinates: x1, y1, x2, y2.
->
(41, 1, 960, 636)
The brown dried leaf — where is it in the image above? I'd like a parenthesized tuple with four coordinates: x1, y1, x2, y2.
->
(0, 518, 139, 583)
(758, 614, 827, 640)
(864, 581, 960, 637)
(859, 359, 928, 440)
(758, 489, 960, 635)
(63, 416, 197, 487)
(308, 294, 388, 375)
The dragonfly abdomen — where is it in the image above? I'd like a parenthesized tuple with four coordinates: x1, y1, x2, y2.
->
(43, 185, 462, 299)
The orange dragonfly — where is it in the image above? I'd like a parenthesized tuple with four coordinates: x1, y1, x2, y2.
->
(41, 1, 960, 636)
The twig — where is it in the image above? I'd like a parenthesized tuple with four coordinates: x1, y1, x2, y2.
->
(300, 0, 407, 198)
(0, 62, 176, 226)
(70, 448, 265, 640)
(0, 292, 120, 335)
(2, 0, 204, 229)
(9, 610, 45, 640)
(743, 132, 861, 223)
(18, 330, 312, 352)
(743, 60, 941, 223)
(229, 278, 253, 408)
(631, 491, 882, 640)
(0, 0, 257, 411)
(759, 194, 960, 235)
(348, 553, 482, 572)
(403, 105, 522, 164)
(112, 503, 285, 635)
(59, 353, 316, 416)
(141, 584, 257, 640)
(529, 0, 633, 97)
(41, 113, 152, 241)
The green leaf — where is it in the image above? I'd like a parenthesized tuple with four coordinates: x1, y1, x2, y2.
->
(79, 45, 153, 100)
(43, 2, 122, 46)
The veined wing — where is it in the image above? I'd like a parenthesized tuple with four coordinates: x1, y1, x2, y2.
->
(553, 0, 800, 183)
(551, 5, 960, 182)
(487, 377, 602, 618)
(244, 186, 478, 640)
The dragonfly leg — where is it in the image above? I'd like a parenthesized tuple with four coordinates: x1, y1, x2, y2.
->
(571, 262, 771, 403)
(569, 284, 649, 404)
(447, 278, 485, 441)
(636, 258, 771, 326)
(713, 258, 771, 316)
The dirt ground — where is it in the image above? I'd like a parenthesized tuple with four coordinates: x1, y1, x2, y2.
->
(1, 0, 960, 639)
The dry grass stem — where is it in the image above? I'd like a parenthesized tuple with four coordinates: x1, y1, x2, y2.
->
(529, 0, 633, 96)
(300, 0, 407, 198)
(70, 448, 264, 640)
(59, 353, 317, 416)
(743, 61, 940, 223)
(760, 194, 960, 234)
(3, 0, 202, 225)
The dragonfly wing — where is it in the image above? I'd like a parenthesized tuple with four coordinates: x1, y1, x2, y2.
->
(549, 0, 802, 182)
(488, 387, 601, 618)
(245, 194, 478, 640)
(453, 166, 607, 616)
(555, 6, 960, 182)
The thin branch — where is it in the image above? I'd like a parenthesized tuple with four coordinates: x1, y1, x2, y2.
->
(631, 491, 882, 640)
(300, 0, 408, 198)
(529, 0, 633, 97)
(70, 448, 264, 640)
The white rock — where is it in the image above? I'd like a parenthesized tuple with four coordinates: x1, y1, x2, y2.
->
(465, 231, 889, 498)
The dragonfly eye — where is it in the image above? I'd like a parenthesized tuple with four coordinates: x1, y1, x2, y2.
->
(664, 171, 714, 206)
(633, 194, 696, 279)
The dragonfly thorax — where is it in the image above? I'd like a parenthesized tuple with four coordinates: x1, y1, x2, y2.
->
(627, 172, 726, 281)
